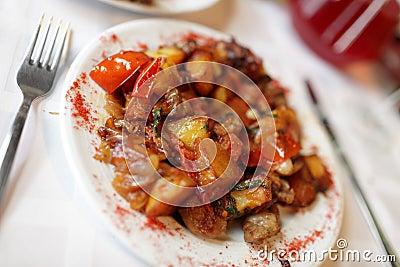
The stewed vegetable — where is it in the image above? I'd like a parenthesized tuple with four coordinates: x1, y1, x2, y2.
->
(91, 36, 332, 243)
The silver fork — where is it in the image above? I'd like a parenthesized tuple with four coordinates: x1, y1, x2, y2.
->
(0, 14, 70, 208)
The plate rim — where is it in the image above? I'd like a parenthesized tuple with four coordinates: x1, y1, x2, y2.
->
(96, 0, 220, 15)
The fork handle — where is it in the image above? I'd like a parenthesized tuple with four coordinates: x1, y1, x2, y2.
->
(0, 96, 33, 208)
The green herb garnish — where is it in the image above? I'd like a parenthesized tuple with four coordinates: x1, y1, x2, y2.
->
(152, 107, 162, 137)
(225, 195, 241, 219)
(246, 126, 259, 137)
(200, 121, 210, 132)
(233, 179, 269, 191)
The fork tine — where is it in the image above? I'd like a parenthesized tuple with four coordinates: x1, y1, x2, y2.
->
(49, 23, 70, 71)
(41, 18, 61, 68)
(33, 16, 53, 65)
(26, 14, 45, 64)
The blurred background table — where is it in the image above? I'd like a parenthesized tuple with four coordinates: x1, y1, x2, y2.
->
(0, 0, 399, 266)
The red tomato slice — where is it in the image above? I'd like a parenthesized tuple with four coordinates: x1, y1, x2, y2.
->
(245, 133, 301, 167)
(89, 51, 150, 93)
(132, 57, 163, 98)
(247, 133, 301, 167)
(273, 133, 301, 165)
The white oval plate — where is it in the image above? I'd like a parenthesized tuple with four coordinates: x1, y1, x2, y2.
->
(61, 18, 343, 267)
(96, 0, 220, 15)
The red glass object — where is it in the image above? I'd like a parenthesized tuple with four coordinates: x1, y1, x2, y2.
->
(289, 0, 400, 65)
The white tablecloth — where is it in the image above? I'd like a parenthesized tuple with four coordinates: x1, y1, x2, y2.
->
(1, 0, 399, 266)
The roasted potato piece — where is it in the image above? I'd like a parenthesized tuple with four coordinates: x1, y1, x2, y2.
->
(304, 155, 332, 192)
(197, 167, 217, 186)
(105, 93, 125, 120)
(112, 171, 139, 199)
(230, 181, 272, 214)
(110, 143, 130, 172)
(112, 171, 149, 212)
(178, 204, 228, 239)
(211, 86, 233, 103)
(209, 142, 230, 177)
(242, 205, 280, 244)
(145, 196, 175, 217)
(126, 190, 149, 211)
(145, 46, 186, 65)
(195, 139, 236, 186)
(145, 163, 196, 217)
(187, 50, 214, 96)
(304, 155, 325, 178)
(169, 117, 210, 150)
(287, 164, 316, 207)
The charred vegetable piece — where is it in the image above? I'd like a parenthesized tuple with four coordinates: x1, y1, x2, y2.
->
(287, 160, 316, 207)
(213, 40, 264, 81)
(130, 0, 152, 4)
(287, 155, 332, 207)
